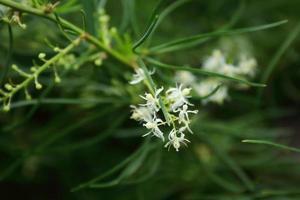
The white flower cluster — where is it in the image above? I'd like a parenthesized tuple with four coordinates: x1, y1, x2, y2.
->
(130, 69, 198, 151)
(176, 49, 257, 104)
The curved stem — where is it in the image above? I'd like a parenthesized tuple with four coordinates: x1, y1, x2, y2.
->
(0, 24, 13, 85)
(0, 0, 136, 68)
(0, 37, 81, 106)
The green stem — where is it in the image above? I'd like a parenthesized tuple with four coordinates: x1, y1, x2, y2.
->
(0, 0, 136, 68)
(0, 37, 81, 106)
(0, 24, 13, 85)
(138, 58, 171, 125)
(242, 139, 300, 153)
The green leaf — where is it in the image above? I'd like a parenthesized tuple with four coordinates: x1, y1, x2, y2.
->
(132, 0, 169, 53)
(196, 131, 255, 191)
(71, 138, 150, 192)
(242, 140, 300, 153)
(120, 0, 140, 36)
(35, 107, 116, 153)
(3, 97, 126, 110)
(123, 149, 161, 184)
(257, 23, 300, 105)
(79, 0, 97, 35)
(49, 113, 127, 153)
(148, 0, 245, 54)
(149, 20, 288, 53)
(0, 157, 24, 181)
(0, 24, 13, 85)
(90, 141, 153, 188)
(132, 15, 159, 54)
(56, 0, 81, 14)
(146, 57, 266, 87)
(146, 0, 192, 45)
(193, 84, 222, 100)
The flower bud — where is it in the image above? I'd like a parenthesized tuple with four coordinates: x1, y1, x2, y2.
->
(4, 83, 13, 91)
(38, 53, 46, 60)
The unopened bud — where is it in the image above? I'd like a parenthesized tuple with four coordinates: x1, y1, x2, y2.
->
(38, 53, 46, 60)
(4, 83, 13, 91)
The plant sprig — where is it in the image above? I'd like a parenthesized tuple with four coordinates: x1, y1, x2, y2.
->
(242, 139, 300, 153)
(0, 37, 82, 111)
(0, 0, 136, 68)
(149, 19, 288, 53)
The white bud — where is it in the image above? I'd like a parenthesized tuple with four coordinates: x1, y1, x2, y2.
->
(54, 47, 60, 52)
(38, 53, 46, 60)
(94, 58, 102, 66)
(3, 104, 10, 112)
(4, 83, 13, 91)
(54, 75, 61, 83)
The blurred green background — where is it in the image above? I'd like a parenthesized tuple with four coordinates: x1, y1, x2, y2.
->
(0, 0, 300, 199)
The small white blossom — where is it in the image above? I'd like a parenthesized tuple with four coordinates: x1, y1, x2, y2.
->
(166, 84, 193, 111)
(139, 87, 163, 112)
(237, 56, 257, 77)
(130, 83, 198, 151)
(207, 86, 228, 104)
(204, 49, 257, 78)
(130, 105, 153, 122)
(143, 117, 165, 141)
(204, 50, 240, 76)
(219, 63, 239, 77)
(203, 49, 226, 72)
(175, 71, 196, 86)
(175, 104, 198, 133)
(194, 79, 228, 104)
(129, 68, 145, 85)
(164, 127, 190, 151)
(129, 68, 155, 85)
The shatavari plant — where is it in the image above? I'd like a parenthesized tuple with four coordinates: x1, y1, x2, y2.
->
(1, 0, 300, 199)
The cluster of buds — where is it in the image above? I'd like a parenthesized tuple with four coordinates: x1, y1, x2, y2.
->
(0, 38, 81, 112)
(176, 49, 257, 104)
(0, 52, 57, 111)
(1, 1, 60, 28)
(97, 9, 135, 59)
(98, 9, 111, 47)
(130, 68, 198, 151)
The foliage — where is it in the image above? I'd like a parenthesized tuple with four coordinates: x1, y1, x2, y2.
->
(0, 0, 300, 199)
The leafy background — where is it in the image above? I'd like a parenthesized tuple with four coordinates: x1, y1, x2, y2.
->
(0, 0, 300, 199)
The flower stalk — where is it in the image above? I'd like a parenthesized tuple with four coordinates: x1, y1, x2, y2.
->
(0, 0, 137, 69)
(0, 36, 82, 111)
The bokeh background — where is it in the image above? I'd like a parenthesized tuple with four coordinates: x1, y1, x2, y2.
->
(0, 0, 300, 199)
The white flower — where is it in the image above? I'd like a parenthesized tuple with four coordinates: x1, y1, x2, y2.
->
(194, 78, 228, 105)
(129, 68, 155, 85)
(203, 49, 226, 72)
(175, 104, 198, 133)
(203, 50, 240, 77)
(139, 87, 163, 112)
(207, 86, 228, 104)
(130, 83, 198, 150)
(166, 84, 193, 111)
(237, 56, 257, 77)
(164, 127, 190, 151)
(143, 117, 165, 141)
(219, 63, 239, 76)
(175, 71, 196, 86)
(129, 68, 145, 85)
(130, 105, 153, 122)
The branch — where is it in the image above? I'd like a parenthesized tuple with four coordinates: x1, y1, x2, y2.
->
(0, 37, 81, 111)
(0, 0, 136, 68)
